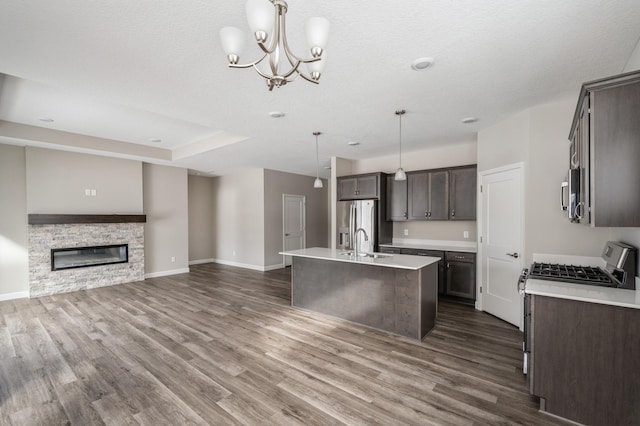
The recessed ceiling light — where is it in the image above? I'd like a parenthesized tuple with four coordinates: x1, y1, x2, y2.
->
(347, 141, 360, 146)
(38, 117, 54, 122)
(269, 111, 285, 118)
(411, 57, 434, 71)
(461, 117, 479, 124)
(149, 138, 162, 143)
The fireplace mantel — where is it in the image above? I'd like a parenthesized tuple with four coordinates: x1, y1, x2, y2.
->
(28, 214, 146, 225)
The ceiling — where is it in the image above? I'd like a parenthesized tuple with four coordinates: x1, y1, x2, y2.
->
(1, 1, 639, 178)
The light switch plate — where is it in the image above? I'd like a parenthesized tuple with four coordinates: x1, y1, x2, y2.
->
(91, 189, 96, 196)
(463, 231, 469, 239)
(85, 189, 91, 196)
(403, 229, 409, 236)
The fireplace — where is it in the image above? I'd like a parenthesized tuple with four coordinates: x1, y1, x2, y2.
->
(51, 244, 128, 271)
(28, 214, 146, 297)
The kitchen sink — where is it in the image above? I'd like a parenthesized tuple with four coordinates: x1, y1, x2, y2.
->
(339, 251, 393, 259)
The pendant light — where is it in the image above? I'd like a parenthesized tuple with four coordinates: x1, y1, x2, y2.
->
(313, 131, 323, 188)
(395, 109, 407, 181)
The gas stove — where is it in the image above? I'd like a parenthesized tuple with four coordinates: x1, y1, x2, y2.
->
(523, 241, 637, 290)
(528, 262, 615, 286)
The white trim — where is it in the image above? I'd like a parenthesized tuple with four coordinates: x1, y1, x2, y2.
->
(211, 258, 284, 272)
(189, 258, 214, 265)
(477, 161, 526, 329)
(145, 268, 190, 279)
(0, 291, 29, 301)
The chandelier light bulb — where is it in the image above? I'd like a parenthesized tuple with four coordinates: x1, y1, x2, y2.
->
(246, 0, 274, 38)
(305, 17, 330, 51)
(220, 27, 245, 61)
(314, 178, 323, 188)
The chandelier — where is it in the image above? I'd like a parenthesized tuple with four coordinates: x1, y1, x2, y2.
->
(219, 0, 330, 91)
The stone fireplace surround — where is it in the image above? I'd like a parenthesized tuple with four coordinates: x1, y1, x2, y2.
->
(28, 214, 146, 298)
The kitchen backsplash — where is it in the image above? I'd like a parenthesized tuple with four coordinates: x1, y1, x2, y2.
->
(392, 221, 477, 242)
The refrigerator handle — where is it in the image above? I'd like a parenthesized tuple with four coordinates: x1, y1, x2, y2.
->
(349, 203, 355, 250)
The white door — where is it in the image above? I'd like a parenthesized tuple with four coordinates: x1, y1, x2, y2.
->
(283, 194, 306, 266)
(479, 164, 524, 327)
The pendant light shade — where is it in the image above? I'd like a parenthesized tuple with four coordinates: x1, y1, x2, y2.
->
(395, 109, 407, 181)
(313, 131, 323, 189)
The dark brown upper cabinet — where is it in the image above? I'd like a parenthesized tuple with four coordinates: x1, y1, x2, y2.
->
(337, 173, 380, 200)
(408, 170, 449, 220)
(568, 70, 640, 227)
(386, 175, 408, 221)
(449, 165, 477, 221)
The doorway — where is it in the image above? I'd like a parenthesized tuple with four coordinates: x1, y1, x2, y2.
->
(478, 163, 524, 328)
(283, 194, 306, 266)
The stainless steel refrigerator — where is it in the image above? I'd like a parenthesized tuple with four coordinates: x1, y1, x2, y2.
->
(336, 199, 377, 253)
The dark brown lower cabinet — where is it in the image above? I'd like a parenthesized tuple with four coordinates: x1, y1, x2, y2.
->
(529, 295, 640, 425)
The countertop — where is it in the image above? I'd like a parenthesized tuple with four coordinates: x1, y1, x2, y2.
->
(379, 239, 477, 254)
(525, 278, 640, 310)
(280, 247, 439, 271)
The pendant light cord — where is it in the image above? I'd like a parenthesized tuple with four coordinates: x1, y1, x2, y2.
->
(316, 134, 320, 179)
(398, 112, 402, 168)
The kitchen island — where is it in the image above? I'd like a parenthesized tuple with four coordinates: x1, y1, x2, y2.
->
(279, 247, 440, 340)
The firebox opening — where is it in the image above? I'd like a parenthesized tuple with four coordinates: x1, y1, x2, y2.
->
(51, 244, 128, 271)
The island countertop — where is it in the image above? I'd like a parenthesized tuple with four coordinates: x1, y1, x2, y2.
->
(280, 247, 439, 270)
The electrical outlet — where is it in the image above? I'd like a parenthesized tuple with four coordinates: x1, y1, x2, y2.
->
(463, 231, 469, 239)
(404, 229, 409, 236)
(171, 256, 175, 262)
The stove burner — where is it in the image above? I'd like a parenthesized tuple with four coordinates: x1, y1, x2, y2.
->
(529, 262, 615, 286)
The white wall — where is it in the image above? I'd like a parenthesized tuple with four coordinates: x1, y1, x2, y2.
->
(0, 144, 29, 299)
(188, 175, 214, 263)
(264, 169, 329, 268)
(347, 142, 478, 242)
(211, 169, 265, 269)
(143, 163, 189, 277)
(25, 147, 143, 214)
(624, 39, 640, 72)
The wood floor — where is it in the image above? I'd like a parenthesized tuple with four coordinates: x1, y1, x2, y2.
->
(0, 263, 568, 425)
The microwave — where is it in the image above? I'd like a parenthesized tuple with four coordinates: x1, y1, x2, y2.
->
(561, 168, 581, 222)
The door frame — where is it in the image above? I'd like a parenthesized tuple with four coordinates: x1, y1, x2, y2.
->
(476, 162, 526, 329)
(282, 194, 306, 267)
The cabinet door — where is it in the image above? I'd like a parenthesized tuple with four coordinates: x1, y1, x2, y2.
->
(356, 175, 379, 199)
(578, 97, 590, 225)
(338, 177, 358, 200)
(386, 175, 408, 221)
(379, 246, 401, 254)
(428, 170, 449, 220)
(445, 258, 476, 300)
(408, 172, 429, 220)
(450, 166, 477, 220)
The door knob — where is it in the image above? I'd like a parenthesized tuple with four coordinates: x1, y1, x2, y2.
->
(506, 252, 519, 258)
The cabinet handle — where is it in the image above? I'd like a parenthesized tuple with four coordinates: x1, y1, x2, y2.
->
(451, 209, 455, 217)
(403, 212, 408, 219)
(425, 211, 428, 218)
(447, 262, 450, 269)
(428, 212, 432, 218)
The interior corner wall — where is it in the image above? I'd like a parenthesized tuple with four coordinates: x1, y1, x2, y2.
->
(188, 175, 214, 263)
(143, 163, 189, 276)
(211, 169, 265, 269)
(624, 38, 640, 72)
(263, 169, 329, 268)
(0, 144, 29, 299)
(330, 157, 353, 249)
(350, 142, 478, 242)
(477, 96, 632, 266)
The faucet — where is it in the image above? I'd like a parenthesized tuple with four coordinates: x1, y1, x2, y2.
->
(354, 228, 369, 257)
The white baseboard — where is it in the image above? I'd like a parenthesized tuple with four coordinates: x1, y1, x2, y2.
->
(145, 268, 190, 279)
(211, 259, 285, 272)
(189, 258, 214, 265)
(0, 291, 29, 301)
